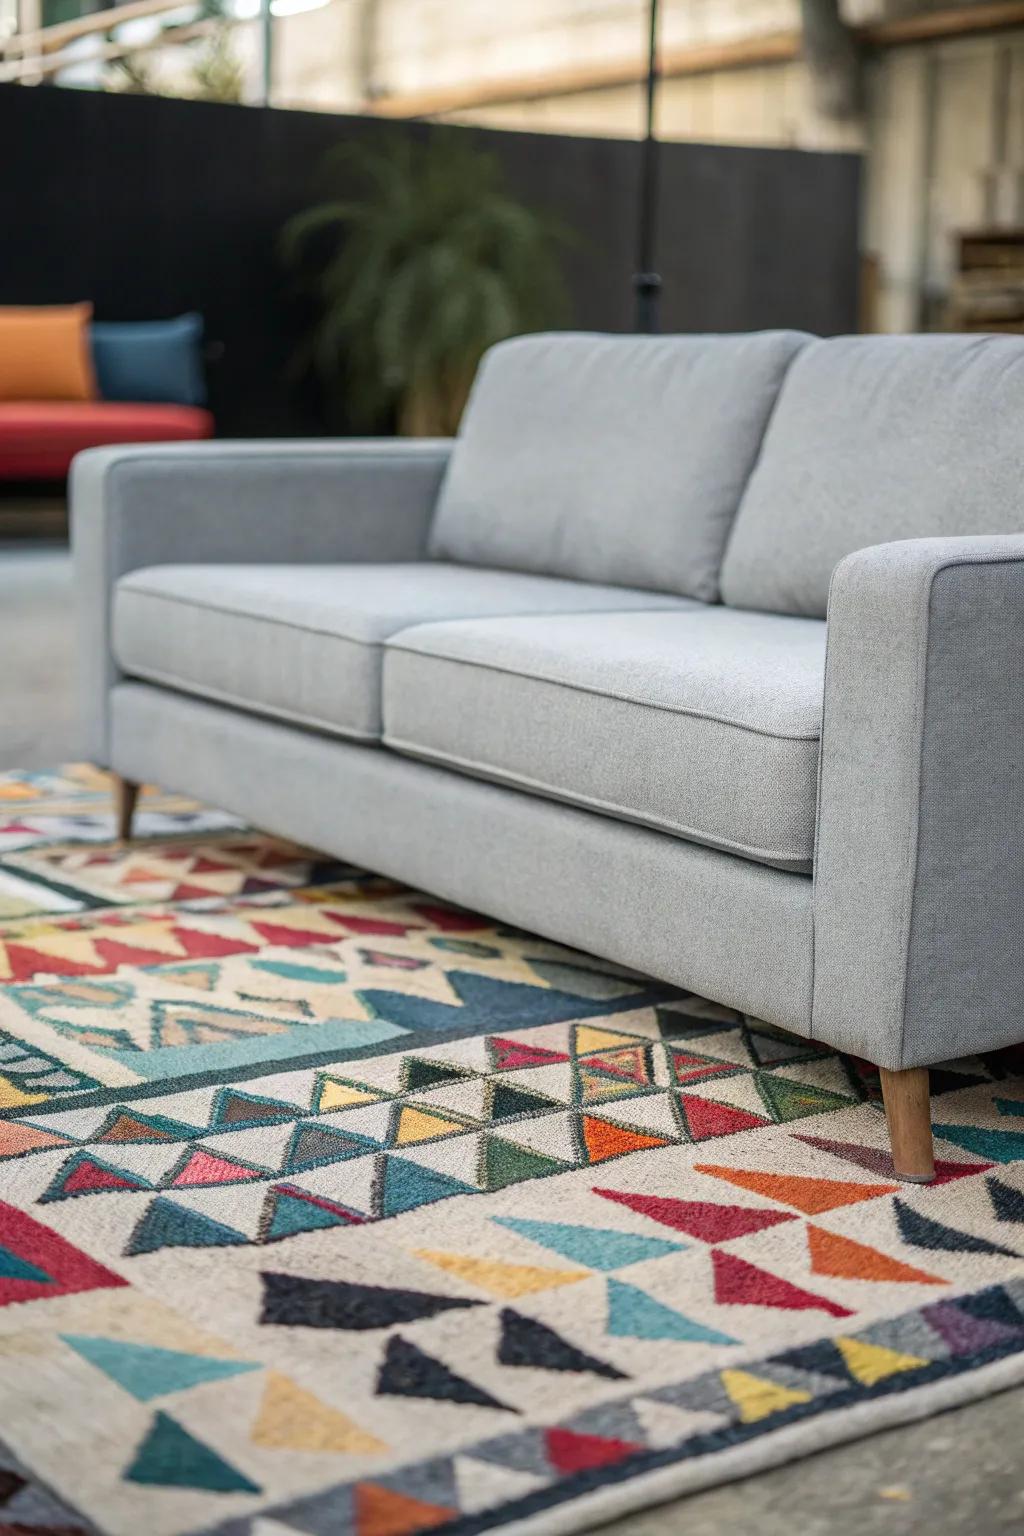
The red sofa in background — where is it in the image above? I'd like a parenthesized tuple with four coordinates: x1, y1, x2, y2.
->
(0, 305, 215, 482)
(0, 401, 214, 479)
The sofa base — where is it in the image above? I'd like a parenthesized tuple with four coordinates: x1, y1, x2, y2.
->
(109, 682, 815, 1034)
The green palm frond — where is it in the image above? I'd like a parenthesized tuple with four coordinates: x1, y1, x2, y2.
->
(281, 128, 569, 433)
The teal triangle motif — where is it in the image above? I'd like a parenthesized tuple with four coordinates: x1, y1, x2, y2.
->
(379, 1155, 475, 1217)
(262, 1188, 357, 1241)
(607, 1278, 737, 1344)
(934, 1123, 1024, 1164)
(0, 1245, 51, 1284)
(61, 1335, 260, 1401)
(125, 1411, 260, 1493)
(127, 1197, 249, 1257)
(493, 1217, 684, 1271)
(252, 959, 348, 985)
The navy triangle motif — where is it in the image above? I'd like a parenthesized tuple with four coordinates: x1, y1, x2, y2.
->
(259, 1270, 483, 1330)
(987, 1176, 1024, 1225)
(377, 1336, 515, 1412)
(894, 1197, 1019, 1259)
(497, 1309, 627, 1381)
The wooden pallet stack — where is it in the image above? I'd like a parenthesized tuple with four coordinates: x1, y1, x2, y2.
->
(947, 230, 1024, 334)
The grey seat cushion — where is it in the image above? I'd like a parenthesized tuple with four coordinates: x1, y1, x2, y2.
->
(429, 330, 809, 601)
(383, 607, 827, 870)
(721, 333, 1024, 617)
(112, 563, 693, 741)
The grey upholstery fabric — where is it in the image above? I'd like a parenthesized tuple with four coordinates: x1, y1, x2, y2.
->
(384, 607, 827, 870)
(813, 534, 1024, 1069)
(430, 330, 809, 600)
(721, 334, 1024, 617)
(110, 681, 815, 1031)
(113, 563, 693, 740)
(70, 439, 453, 764)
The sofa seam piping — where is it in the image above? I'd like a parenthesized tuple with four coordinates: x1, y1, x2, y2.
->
(384, 733, 811, 870)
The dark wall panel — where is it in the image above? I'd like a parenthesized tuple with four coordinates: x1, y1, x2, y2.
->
(0, 84, 861, 435)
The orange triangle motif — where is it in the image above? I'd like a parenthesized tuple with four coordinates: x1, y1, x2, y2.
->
(582, 1115, 672, 1164)
(0, 1121, 70, 1158)
(694, 1164, 898, 1214)
(354, 1482, 455, 1536)
(807, 1224, 946, 1285)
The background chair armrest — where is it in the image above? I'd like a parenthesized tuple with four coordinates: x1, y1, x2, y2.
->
(812, 534, 1024, 1070)
(71, 438, 453, 764)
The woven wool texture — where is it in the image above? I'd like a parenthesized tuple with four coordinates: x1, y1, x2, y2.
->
(1, 767, 1024, 1536)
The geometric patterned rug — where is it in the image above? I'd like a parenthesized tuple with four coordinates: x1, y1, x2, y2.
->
(2, 768, 1024, 1536)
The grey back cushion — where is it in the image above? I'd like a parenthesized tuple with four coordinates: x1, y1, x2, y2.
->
(429, 330, 809, 601)
(721, 333, 1024, 617)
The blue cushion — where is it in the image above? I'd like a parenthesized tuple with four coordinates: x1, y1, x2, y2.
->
(90, 313, 206, 407)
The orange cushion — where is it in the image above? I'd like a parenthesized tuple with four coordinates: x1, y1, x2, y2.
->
(0, 304, 97, 402)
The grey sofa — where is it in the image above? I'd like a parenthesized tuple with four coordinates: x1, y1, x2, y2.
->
(71, 330, 1024, 1184)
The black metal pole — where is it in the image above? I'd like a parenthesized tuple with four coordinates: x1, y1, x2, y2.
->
(633, 0, 661, 333)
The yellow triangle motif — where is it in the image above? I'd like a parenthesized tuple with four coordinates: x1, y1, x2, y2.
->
(574, 1025, 642, 1056)
(836, 1336, 928, 1387)
(395, 1107, 466, 1145)
(413, 1250, 588, 1298)
(252, 1372, 387, 1454)
(719, 1368, 811, 1423)
(317, 1079, 383, 1113)
(0, 1076, 46, 1110)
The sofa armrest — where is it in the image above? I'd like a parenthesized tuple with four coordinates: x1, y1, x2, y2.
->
(71, 438, 452, 765)
(812, 534, 1024, 1070)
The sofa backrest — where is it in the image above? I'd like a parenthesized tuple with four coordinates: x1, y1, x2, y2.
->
(428, 330, 809, 601)
(720, 333, 1024, 618)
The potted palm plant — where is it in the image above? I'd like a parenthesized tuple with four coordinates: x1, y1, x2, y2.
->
(281, 130, 567, 435)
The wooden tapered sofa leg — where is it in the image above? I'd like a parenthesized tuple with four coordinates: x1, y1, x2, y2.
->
(879, 1066, 934, 1183)
(112, 775, 140, 843)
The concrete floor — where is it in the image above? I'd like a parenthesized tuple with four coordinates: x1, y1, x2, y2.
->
(1, 541, 1022, 1533)
(0, 543, 81, 770)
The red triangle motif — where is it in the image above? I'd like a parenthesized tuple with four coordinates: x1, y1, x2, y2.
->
(545, 1427, 641, 1475)
(671, 1052, 737, 1085)
(249, 920, 334, 948)
(327, 914, 412, 937)
(172, 927, 256, 960)
(0, 1199, 127, 1308)
(584, 1048, 648, 1083)
(712, 1249, 853, 1317)
(411, 903, 488, 931)
(171, 1150, 264, 1187)
(593, 1186, 798, 1241)
(680, 1094, 769, 1140)
(4, 943, 102, 981)
(170, 882, 219, 902)
(94, 938, 185, 970)
(61, 1158, 147, 1196)
(490, 1038, 570, 1072)
(190, 857, 232, 875)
